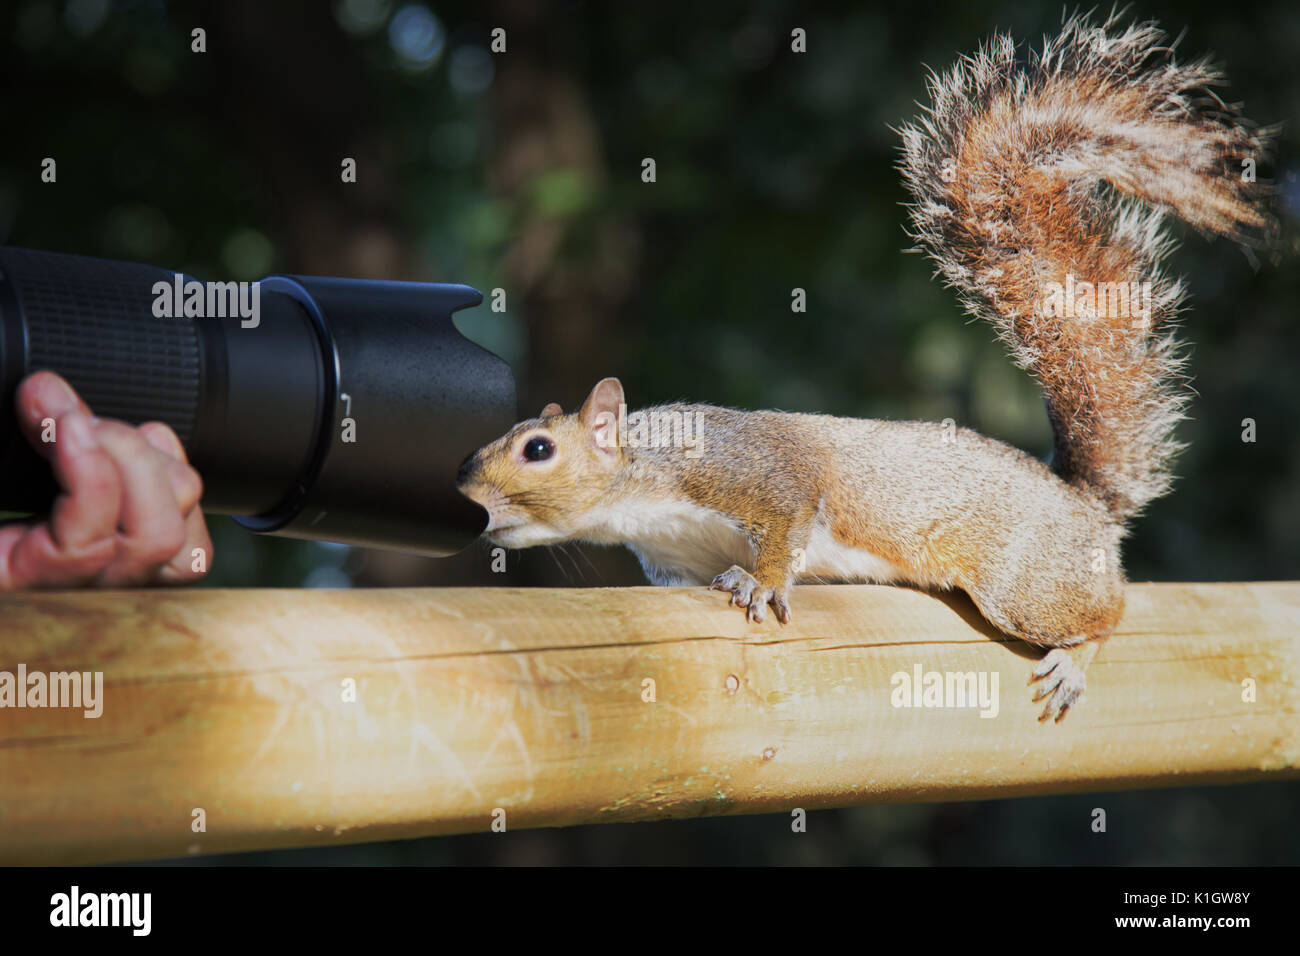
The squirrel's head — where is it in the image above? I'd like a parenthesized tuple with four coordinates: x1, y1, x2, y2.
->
(457, 377, 626, 548)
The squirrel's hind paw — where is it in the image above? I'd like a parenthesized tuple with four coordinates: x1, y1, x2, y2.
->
(710, 566, 791, 624)
(1029, 646, 1090, 722)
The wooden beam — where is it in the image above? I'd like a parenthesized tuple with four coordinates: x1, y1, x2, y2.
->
(0, 582, 1296, 864)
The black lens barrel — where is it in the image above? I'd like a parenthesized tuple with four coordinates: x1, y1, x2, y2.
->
(0, 246, 516, 557)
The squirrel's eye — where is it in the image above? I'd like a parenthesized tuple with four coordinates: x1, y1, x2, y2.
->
(523, 436, 554, 462)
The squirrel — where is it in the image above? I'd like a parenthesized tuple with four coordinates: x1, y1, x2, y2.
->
(457, 14, 1274, 721)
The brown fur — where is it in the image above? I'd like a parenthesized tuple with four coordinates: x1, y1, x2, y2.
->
(459, 15, 1272, 718)
(898, 12, 1274, 520)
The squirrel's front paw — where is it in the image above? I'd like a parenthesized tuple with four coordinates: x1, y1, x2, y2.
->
(709, 566, 791, 624)
(1029, 647, 1088, 722)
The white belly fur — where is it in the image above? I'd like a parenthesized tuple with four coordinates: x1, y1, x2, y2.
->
(582, 498, 913, 587)
(801, 517, 909, 584)
(581, 498, 754, 585)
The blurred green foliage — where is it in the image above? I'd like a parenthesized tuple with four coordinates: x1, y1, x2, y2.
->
(5, 0, 1297, 864)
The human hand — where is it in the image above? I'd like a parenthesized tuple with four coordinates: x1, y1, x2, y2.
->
(0, 371, 212, 588)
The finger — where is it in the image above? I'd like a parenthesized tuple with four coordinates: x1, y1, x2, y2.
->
(15, 371, 92, 450)
(0, 398, 121, 587)
(45, 410, 124, 554)
(91, 419, 186, 585)
(0, 520, 114, 589)
(153, 505, 213, 584)
(137, 422, 203, 511)
(0, 522, 26, 589)
(136, 420, 190, 463)
(14, 373, 123, 556)
(0, 521, 39, 589)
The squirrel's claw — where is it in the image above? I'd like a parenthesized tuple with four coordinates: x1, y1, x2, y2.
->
(710, 566, 792, 625)
(770, 592, 792, 624)
(711, 565, 757, 606)
(711, 565, 759, 611)
(1030, 647, 1088, 722)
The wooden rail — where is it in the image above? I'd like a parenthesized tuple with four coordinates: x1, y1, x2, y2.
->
(0, 582, 1296, 864)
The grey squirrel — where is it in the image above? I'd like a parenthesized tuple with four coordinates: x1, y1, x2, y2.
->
(457, 14, 1274, 720)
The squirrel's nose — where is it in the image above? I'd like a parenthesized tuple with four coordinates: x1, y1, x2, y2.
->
(456, 452, 477, 486)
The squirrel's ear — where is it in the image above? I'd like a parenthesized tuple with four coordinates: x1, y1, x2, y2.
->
(579, 377, 624, 457)
(539, 402, 563, 417)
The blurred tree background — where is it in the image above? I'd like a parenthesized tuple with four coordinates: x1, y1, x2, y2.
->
(3, 0, 1297, 864)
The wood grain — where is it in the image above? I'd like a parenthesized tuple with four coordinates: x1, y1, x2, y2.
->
(0, 582, 1296, 864)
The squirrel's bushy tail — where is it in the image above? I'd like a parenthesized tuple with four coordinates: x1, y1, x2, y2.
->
(898, 12, 1274, 523)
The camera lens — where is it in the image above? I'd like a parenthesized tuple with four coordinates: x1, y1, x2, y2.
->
(0, 246, 516, 556)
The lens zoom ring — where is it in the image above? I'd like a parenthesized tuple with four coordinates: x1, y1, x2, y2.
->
(6, 250, 201, 444)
